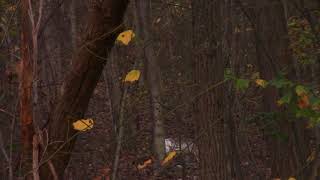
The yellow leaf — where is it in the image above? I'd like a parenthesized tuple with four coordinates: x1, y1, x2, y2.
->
(277, 99, 284, 106)
(288, 177, 296, 180)
(124, 70, 141, 82)
(72, 119, 94, 131)
(116, 30, 135, 45)
(255, 79, 268, 88)
(137, 159, 152, 170)
(161, 151, 177, 166)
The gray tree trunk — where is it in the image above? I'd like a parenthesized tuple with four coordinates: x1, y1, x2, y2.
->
(135, 0, 166, 163)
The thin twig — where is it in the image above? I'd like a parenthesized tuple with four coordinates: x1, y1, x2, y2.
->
(8, 102, 17, 180)
(32, 135, 40, 180)
(111, 85, 128, 180)
(0, 108, 14, 118)
(37, 130, 58, 180)
(0, 131, 10, 163)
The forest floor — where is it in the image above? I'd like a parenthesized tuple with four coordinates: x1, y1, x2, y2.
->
(65, 81, 270, 180)
(0, 80, 270, 180)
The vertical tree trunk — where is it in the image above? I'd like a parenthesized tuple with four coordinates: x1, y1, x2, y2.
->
(20, 0, 34, 176)
(135, 0, 166, 162)
(39, 0, 72, 127)
(222, 1, 244, 179)
(192, 0, 233, 179)
(39, 1, 129, 179)
(254, 0, 311, 178)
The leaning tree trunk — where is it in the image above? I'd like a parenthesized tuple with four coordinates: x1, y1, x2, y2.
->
(39, 1, 129, 179)
(192, 0, 233, 179)
(20, 0, 35, 177)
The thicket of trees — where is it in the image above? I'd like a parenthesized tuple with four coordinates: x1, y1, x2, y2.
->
(0, 0, 319, 179)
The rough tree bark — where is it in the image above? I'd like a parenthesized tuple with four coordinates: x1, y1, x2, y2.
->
(39, 0, 129, 178)
(39, 0, 72, 125)
(192, 0, 233, 179)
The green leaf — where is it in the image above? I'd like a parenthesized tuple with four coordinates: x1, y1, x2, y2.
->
(235, 79, 250, 91)
(310, 96, 320, 106)
(309, 117, 320, 126)
(295, 108, 315, 118)
(269, 74, 294, 89)
(277, 92, 293, 105)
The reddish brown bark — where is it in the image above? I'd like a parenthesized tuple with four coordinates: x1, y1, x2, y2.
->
(20, 0, 35, 175)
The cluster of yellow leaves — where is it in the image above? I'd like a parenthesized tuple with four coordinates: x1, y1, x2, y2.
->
(72, 119, 94, 131)
(137, 151, 177, 170)
(116, 30, 135, 45)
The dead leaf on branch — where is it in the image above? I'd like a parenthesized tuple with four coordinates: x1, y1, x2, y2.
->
(72, 119, 94, 131)
(124, 70, 141, 83)
(255, 79, 268, 88)
(161, 151, 177, 166)
(116, 30, 135, 45)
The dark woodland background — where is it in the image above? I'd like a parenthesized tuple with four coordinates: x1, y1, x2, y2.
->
(0, 0, 319, 179)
